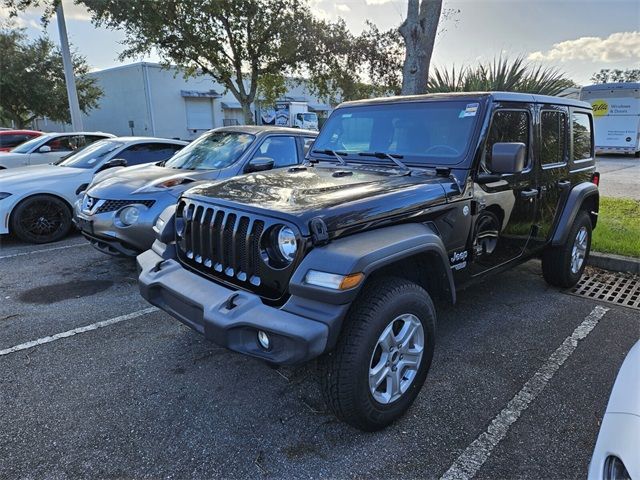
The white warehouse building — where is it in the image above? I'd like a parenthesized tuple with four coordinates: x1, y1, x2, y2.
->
(36, 62, 332, 140)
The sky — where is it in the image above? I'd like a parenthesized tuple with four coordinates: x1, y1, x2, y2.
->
(3, 0, 640, 86)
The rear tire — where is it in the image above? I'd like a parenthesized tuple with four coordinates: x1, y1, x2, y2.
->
(542, 210, 592, 288)
(11, 195, 72, 244)
(319, 277, 436, 431)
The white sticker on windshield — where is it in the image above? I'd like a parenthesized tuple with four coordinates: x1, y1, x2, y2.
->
(342, 113, 352, 118)
(460, 103, 479, 118)
(87, 158, 97, 164)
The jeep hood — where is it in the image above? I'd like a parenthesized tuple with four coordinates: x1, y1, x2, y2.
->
(185, 165, 454, 235)
(89, 164, 220, 198)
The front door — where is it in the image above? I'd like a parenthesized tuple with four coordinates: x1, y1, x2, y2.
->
(470, 105, 538, 276)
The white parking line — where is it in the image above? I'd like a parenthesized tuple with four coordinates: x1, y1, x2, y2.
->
(0, 242, 90, 260)
(440, 305, 610, 480)
(0, 307, 158, 357)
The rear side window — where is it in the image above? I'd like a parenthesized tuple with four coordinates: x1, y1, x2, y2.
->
(572, 112, 592, 161)
(540, 111, 567, 165)
(484, 110, 530, 168)
(254, 136, 298, 168)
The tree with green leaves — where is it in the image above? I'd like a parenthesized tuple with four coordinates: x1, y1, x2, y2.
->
(591, 68, 640, 84)
(0, 26, 102, 128)
(427, 56, 575, 96)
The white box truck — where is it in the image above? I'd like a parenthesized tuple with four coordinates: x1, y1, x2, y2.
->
(260, 101, 319, 130)
(580, 82, 640, 156)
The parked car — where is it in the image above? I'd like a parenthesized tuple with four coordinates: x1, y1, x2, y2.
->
(137, 92, 599, 430)
(588, 340, 639, 480)
(0, 130, 43, 152)
(0, 132, 114, 169)
(75, 126, 316, 256)
(0, 137, 187, 244)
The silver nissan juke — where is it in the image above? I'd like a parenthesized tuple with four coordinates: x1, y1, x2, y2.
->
(74, 126, 317, 256)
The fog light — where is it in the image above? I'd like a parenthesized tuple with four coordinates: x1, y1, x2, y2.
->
(257, 330, 270, 350)
(119, 206, 140, 226)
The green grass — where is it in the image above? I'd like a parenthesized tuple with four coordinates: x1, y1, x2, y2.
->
(592, 197, 640, 258)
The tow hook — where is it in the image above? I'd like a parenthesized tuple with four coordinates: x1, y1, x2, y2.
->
(224, 293, 240, 310)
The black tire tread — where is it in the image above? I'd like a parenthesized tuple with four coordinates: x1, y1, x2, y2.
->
(319, 277, 434, 431)
(542, 210, 591, 288)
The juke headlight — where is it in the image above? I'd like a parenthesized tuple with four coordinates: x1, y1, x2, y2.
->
(0, 192, 12, 200)
(276, 226, 297, 262)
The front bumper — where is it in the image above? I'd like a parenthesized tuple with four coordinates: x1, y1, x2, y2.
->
(74, 197, 167, 256)
(137, 248, 334, 365)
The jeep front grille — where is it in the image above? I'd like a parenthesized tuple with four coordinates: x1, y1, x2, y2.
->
(175, 198, 298, 301)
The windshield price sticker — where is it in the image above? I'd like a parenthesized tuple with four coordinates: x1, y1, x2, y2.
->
(460, 103, 479, 118)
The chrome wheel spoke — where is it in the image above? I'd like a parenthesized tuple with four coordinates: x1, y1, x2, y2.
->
(370, 360, 389, 388)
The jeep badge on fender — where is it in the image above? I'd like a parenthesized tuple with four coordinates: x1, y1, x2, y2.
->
(137, 92, 598, 431)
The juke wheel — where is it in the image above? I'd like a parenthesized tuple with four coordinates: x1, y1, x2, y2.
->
(11, 195, 73, 244)
(542, 210, 592, 288)
(319, 277, 436, 431)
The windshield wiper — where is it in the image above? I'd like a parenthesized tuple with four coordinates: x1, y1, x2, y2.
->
(357, 151, 410, 172)
(311, 149, 347, 166)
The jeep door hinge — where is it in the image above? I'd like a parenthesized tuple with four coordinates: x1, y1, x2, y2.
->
(309, 217, 329, 246)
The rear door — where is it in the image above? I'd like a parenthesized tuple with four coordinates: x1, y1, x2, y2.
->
(532, 104, 571, 247)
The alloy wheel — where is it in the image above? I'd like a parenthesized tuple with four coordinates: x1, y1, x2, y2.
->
(369, 313, 425, 404)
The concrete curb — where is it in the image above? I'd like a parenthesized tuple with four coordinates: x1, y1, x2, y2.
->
(588, 251, 640, 274)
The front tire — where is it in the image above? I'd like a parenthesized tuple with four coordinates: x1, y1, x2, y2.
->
(319, 277, 436, 431)
(542, 210, 592, 288)
(11, 195, 73, 244)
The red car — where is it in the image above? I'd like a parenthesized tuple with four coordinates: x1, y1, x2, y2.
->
(0, 130, 43, 152)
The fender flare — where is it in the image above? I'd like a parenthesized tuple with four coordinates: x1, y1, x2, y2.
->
(551, 182, 599, 246)
(288, 223, 455, 306)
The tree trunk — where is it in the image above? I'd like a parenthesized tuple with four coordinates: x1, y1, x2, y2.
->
(241, 100, 255, 125)
(399, 0, 442, 95)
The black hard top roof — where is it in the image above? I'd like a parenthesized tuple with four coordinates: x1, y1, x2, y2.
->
(339, 91, 591, 110)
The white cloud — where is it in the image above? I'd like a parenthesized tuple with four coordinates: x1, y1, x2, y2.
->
(528, 31, 640, 63)
(59, 0, 92, 22)
(336, 4, 351, 13)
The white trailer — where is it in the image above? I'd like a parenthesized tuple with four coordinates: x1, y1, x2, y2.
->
(579, 82, 640, 156)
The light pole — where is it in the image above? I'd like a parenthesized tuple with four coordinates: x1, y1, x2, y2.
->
(56, 1, 83, 131)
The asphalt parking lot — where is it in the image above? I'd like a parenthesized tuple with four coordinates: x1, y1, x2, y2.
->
(0, 234, 638, 479)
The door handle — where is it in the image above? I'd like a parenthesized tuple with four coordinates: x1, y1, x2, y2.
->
(520, 189, 538, 199)
(557, 180, 571, 190)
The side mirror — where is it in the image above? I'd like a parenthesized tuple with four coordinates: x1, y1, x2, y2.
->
(38, 145, 52, 153)
(487, 142, 526, 174)
(97, 158, 127, 172)
(245, 156, 275, 173)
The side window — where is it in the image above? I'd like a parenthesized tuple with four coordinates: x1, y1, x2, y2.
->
(0, 135, 32, 148)
(118, 143, 183, 166)
(85, 135, 108, 145)
(540, 111, 567, 165)
(484, 110, 530, 169)
(572, 112, 593, 161)
(44, 136, 73, 152)
(253, 136, 298, 168)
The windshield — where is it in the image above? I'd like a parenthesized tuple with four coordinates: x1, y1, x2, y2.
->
(10, 135, 46, 154)
(299, 113, 317, 121)
(57, 140, 123, 169)
(163, 131, 254, 170)
(312, 100, 481, 166)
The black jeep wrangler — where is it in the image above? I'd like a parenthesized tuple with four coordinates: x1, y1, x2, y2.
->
(138, 93, 599, 431)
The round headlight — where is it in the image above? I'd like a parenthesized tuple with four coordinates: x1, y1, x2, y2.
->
(119, 206, 140, 226)
(277, 226, 297, 262)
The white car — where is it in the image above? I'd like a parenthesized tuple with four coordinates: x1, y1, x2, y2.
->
(0, 132, 115, 169)
(0, 137, 187, 244)
(588, 340, 639, 480)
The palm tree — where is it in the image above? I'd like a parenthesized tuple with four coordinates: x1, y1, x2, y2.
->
(428, 56, 575, 96)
